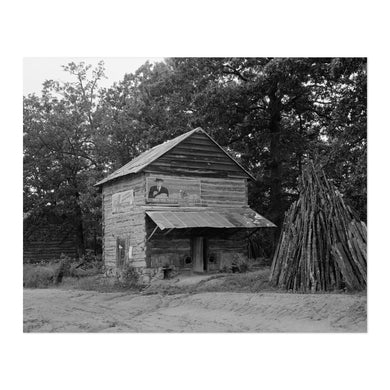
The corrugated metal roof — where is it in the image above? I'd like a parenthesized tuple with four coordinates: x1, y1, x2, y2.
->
(146, 208, 276, 230)
(95, 127, 255, 186)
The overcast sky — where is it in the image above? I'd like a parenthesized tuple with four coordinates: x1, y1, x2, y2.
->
(23, 57, 165, 96)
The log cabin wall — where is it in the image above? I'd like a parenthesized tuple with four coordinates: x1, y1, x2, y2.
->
(145, 220, 248, 272)
(207, 230, 248, 270)
(145, 224, 191, 269)
(145, 173, 247, 207)
(102, 171, 250, 273)
(102, 173, 147, 271)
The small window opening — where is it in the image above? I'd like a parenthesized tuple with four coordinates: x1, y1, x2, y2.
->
(208, 254, 216, 263)
(184, 256, 192, 265)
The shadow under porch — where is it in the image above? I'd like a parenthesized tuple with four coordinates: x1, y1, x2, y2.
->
(145, 221, 250, 273)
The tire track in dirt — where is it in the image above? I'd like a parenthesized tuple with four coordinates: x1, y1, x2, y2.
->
(23, 289, 367, 332)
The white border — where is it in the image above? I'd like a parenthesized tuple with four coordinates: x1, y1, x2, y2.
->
(2, 1, 390, 389)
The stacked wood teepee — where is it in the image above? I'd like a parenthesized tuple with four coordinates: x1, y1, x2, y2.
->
(270, 162, 367, 292)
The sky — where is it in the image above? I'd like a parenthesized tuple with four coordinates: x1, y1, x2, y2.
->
(23, 57, 165, 96)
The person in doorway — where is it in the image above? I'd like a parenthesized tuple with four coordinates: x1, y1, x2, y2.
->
(148, 178, 169, 199)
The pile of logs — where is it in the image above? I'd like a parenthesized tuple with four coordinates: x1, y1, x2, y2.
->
(270, 162, 367, 292)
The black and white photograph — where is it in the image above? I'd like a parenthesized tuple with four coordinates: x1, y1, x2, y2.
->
(3, 1, 390, 389)
(23, 56, 367, 333)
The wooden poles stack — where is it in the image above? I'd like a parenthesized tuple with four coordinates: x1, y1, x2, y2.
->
(270, 162, 367, 292)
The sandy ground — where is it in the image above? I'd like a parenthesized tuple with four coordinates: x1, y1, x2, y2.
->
(23, 288, 366, 332)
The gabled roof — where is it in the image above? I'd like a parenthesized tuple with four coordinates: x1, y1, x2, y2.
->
(95, 127, 255, 186)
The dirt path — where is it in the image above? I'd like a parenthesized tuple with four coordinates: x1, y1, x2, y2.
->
(23, 289, 366, 332)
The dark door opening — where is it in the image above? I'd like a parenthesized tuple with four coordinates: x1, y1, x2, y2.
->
(116, 237, 126, 269)
(203, 238, 208, 271)
(191, 236, 208, 273)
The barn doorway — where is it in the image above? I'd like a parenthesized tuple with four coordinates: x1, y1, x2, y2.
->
(116, 237, 126, 270)
(191, 236, 208, 273)
(116, 235, 130, 270)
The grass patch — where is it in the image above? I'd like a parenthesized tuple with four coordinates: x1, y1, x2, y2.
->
(23, 264, 57, 288)
(198, 268, 273, 293)
(58, 269, 273, 295)
(24, 259, 273, 295)
(142, 268, 274, 295)
(24, 255, 104, 289)
(60, 275, 144, 293)
(191, 268, 273, 294)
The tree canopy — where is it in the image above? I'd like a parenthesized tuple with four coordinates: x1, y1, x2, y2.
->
(23, 58, 367, 256)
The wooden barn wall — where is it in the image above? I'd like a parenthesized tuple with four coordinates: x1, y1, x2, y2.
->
(102, 173, 147, 269)
(145, 173, 247, 207)
(145, 220, 248, 271)
(146, 233, 191, 269)
(207, 230, 248, 270)
(200, 177, 247, 206)
(146, 131, 249, 179)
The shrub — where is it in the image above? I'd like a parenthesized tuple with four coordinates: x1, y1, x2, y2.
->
(232, 254, 251, 273)
(69, 262, 102, 278)
(23, 264, 56, 288)
(118, 264, 141, 289)
(219, 265, 232, 273)
(79, 249, 102, 264)
(68, 252, 103, 278)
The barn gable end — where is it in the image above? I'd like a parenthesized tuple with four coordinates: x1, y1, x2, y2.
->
(95, 127, 254, 187)
(145, 129, 251, 179)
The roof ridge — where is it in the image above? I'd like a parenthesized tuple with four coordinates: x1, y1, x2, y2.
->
(95, 127, 255, 186)
(95, 128, 202, 186)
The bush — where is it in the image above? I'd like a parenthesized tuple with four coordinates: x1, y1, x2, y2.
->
(23, 264, 56, 288)
(231, 254, 251, 273)
(215, 269, 272, 292)
(23, 252, 104, 288)
(66, 251, 103, 278)
(79, 249, 102, 264)
(119, 264, 141, 288)
(69, 262, 102, 278)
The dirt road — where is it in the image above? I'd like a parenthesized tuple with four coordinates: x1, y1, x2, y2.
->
(23, 289, 366, 332)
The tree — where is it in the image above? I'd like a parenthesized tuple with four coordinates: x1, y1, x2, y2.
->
(23, 61, 106, 256)
(24, 57, 367, 258)
(97, 57, 367, 237)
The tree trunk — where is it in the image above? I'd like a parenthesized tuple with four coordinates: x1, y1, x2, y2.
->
(74, 192, 85, 258)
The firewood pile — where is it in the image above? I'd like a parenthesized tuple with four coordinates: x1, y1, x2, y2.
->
(270, 163, 367, 292)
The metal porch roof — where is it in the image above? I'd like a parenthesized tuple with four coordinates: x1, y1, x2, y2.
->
(145, 208, 276, 230)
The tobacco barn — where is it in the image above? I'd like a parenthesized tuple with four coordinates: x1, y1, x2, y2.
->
(95, 127, 275, 281)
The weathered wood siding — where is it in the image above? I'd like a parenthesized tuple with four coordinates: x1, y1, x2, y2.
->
(145, 219, 248, 272)
(102, 173, 147, 269)
(200, 177, 247, 206)
(145, 131, 249, 179)
(207, 230, 248, 270)
(145, 173, 247, 207)
(102, 171, 249, 272)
